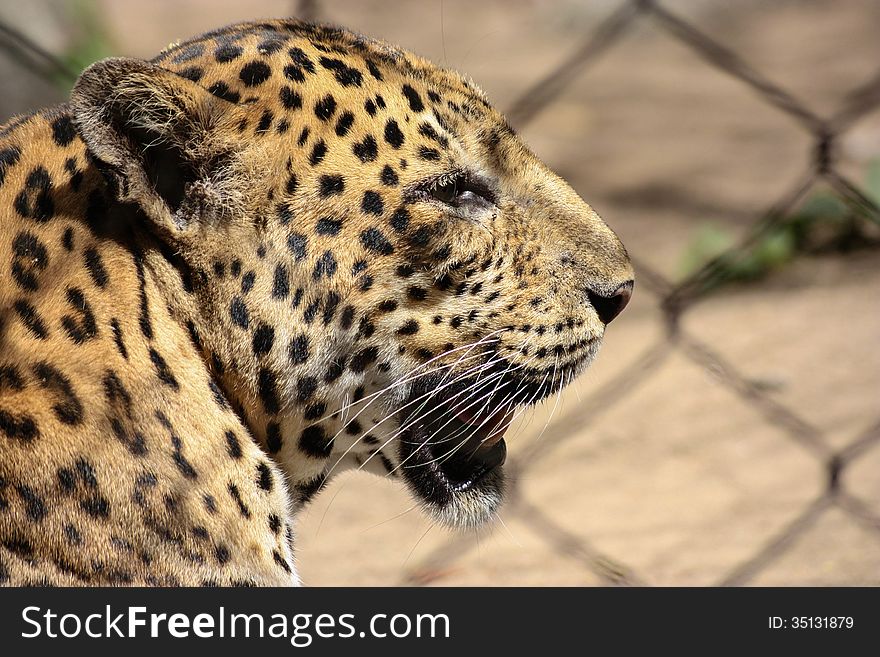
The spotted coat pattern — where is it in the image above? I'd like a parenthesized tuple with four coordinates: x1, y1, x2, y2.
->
(0, 20, 632, 586)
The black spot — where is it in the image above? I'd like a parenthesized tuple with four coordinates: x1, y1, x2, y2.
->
(319, 56, 363, 87)
(353, 135, 378, 162)
(230, 297, 249, 329)
(273, 550, 292, 573)
(84, 247, 108, 288)
(209, 380, 228, 409)
(380, 165, 398, 186)
(0, 409, 38, 442)
(17, 485, 46, 522)
(110, 318, 128, 359)
(289, 334, 310, 365)
(256, 109, 273, 133)
(360, 227, 394, 254)
(61, 287, 98, 344)
(309, 140, 328, 165)
(13, 299, 48, 339)
(240, 60, 271, 86)
(33, 362, 83, 425)
(316, 217, 342, 235)
(409, 226, 432, 247)
(319, 174, 345, 197)
(256, 462, 273, 491)
(133, 250, 152, 339)
(376, 94, 386, 109)
(241, 271, 256, 294)
(313, 250, 337, 279)
(335, 111, 355, 136)
(258, 367, 280, 415)
(0, 146, 21, 187)
(299, 425, 332, 458)
(303, 299, 320, 324)
(298, 127, 310, 146)
(296, 476, 326, 504)
(408, 286, 428, 301)
(297, 376, 318, 403)
(288, 47, 315, 76)
(228, 483, 251, 518)
(258, 36, 286, 55)
(51, 114, 76, 147)
(215, 43, 243, 62)
(266, 421, 282, 453)
(323, 291, 340, 325)
(402, 84, 425, 112)
(231, 259, 242, 278)
(359, 275, 374, 292)
(207, 81, 240, 104)
(384, 119, 404, 148)
(418, 122, 448, 148)
(252, 323, 275, 356)
(397, 320, 420, 335)
(364, 99, 377, 116)
(340, 305, 355, 330)
(287, 232, 308, 260)
(366, 59, 383, 80)
(62, 226, 74, 251)
(215, 545, 230, 564)
(148, 349, 179, 390)
(269, 514, 282, 534)
(361, 191, 384, 216)
(179, 66, 203, 82)
(280, 86, 303, 110)
(350, 346, 379, 372)
(277, 203, 294, 225)
(272, 263, 289, 299)
(0, 366, 24, 391)
(345, 421, 362, 436)
(286, 172, 298, 195)
(352, 260, 368, 274)
(324, 358, 345, 383)
(103, 370, 132, 411)
(304, 402, 326, 421)
(418, 146, 441, 161)
(390, 207, 410, 233)
(13, 167, 53, 223)
(203, 494, 218, 514)
(378, 299, 398, 312)
(314, 94, 337, 121)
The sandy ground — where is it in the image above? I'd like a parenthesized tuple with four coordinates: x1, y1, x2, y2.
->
(2, 0, 877, 585)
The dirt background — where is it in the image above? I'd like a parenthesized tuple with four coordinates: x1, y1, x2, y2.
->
(2, 0, 878, 585)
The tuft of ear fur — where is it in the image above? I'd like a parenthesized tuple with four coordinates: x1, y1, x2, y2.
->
(71, 57, 238, 237)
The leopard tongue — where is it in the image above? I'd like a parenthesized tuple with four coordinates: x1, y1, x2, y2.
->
(454, 407, 514, 447)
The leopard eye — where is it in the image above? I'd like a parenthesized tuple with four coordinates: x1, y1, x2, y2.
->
(431, 177, 459, 204)
(428, 173, 496, 212)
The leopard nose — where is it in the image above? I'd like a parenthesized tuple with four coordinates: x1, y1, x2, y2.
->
(587, 280, 633, 325)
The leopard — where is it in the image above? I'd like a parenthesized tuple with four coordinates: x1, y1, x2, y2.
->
(0, 19, 633, 586)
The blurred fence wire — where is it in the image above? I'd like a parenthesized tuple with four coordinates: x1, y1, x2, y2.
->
(0, 0, 878, 586)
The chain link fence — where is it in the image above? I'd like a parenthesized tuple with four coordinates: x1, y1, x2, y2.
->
(1, 0, 877, 586)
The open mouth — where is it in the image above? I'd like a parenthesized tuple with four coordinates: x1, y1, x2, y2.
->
(396, 368, 528, 526)
(393, 349, 599, 526)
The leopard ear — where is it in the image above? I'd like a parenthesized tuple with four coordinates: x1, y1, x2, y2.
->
(71, 57, 234, 236)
